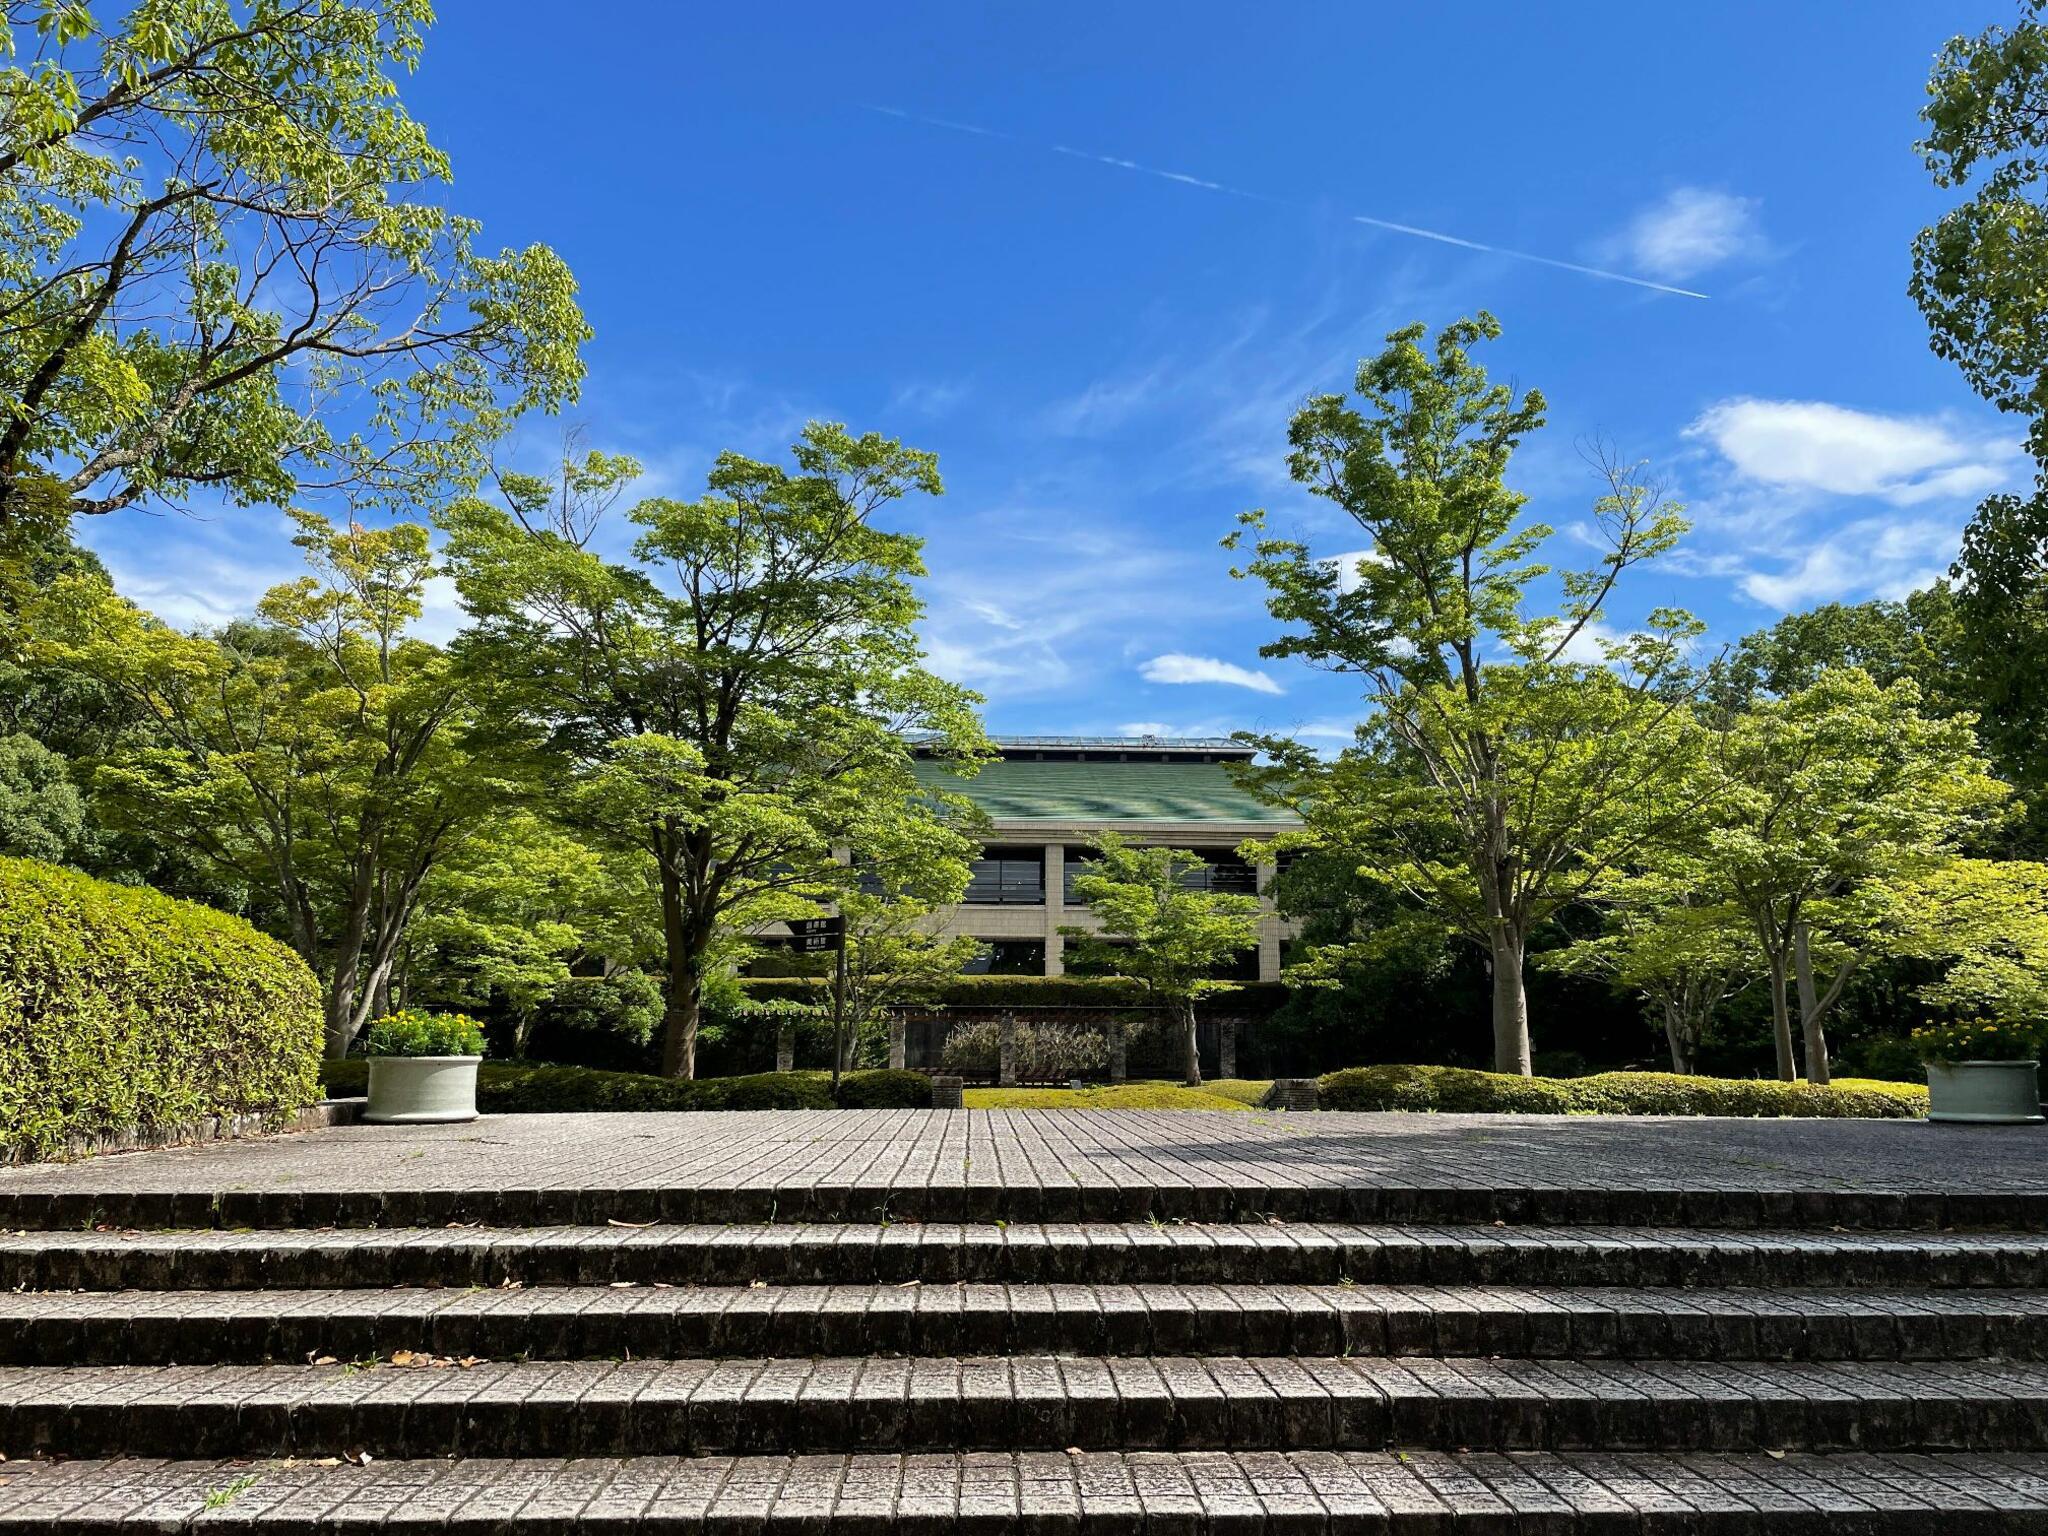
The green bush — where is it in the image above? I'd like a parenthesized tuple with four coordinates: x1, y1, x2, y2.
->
(1317, 1063, 1928, 1119)
(319, 1060, 929, 1112)
(833, 1068, 930, 1108)
(361, 1009, 487, 1058)
(0, 856, 322, 1158)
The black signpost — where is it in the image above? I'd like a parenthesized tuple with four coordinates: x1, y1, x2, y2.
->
(784, 916, 849, 1091)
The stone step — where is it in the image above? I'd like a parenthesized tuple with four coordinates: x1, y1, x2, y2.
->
(4, 1177, 2036, 1233)
(7, 1356, 2047, 1459)
(10, 1282, 2048, 1367)
(6, 1450, 2048, 1530)
(14, 1221, 2048, 1292)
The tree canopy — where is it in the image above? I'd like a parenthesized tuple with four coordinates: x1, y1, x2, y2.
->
(1227, 313, 1705, 1074)
(0, 0, 586, 534)
(443, 423, 990, 1077)
(1061, 833, 1263, 1087)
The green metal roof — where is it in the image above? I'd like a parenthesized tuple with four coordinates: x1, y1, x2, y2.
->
(913, 757, 1294, 824)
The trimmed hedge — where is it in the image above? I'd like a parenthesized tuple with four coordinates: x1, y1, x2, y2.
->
(318, 1060, 931, 1112)
(0, 857, 322, 1159)
(1316, 1063, 1929, 1119)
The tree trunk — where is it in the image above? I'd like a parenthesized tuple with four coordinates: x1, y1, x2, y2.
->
(656, 857, 700, 1079)
(1181, 1000, 1201, 1087)
(1107, 1017, 1127, 1084)
(1793, 923, 1831, 1087)
(1766, 952, 1797, 1082)
(1662, 1001, 1697, 1076)
(322, 968, 360, 1061)
(1489, 927, 1532, 1076)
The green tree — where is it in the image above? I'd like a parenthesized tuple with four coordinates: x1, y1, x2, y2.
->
(1890, 857, 2048, 1026)
(1914, 0, 2048, 461)
(1705, 671, 2011, 1084)
(0, 0, 586, 531)
(1061, 833, 1262, 1087)
(1543, 868, 1758, 1075)
(1950, 493, 2048, 851)
(402, 811, 649, 1056)
(28, 510, 497, 1054)
(0, 730, 83, 860)
(1227, 314, 1705, 1074)
(1705, 589, 1966, 721)
(443, 424, 990, 1078)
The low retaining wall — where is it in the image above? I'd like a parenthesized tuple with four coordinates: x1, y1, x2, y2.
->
(1, 1099, 362, 1166)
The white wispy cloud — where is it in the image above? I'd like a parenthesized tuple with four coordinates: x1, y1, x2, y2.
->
(1685, 397, 2017, 506)
(913, 503, 1202, 702)
(1738, 514, 1959, 610)
(889, 379, 968, 417)
(1140, 652, 1285, 694)
(1609, 188, 1767, 281)
(865, 104, 1708, 299)
(1670, 395, 2024, 612)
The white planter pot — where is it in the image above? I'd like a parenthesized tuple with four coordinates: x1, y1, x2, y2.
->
(1925, 1059, 2043, 1125)
(364, 1055, 481, 1124)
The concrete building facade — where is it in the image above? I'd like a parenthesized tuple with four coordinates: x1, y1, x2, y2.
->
(910, 736, 1299, 981)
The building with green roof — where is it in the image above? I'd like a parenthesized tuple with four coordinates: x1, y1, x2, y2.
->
(910, 736, 1299, 980)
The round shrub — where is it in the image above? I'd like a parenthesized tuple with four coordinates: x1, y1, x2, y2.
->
(835, 1069, 930, 1108)
(361, 1009, 487, 1058)
(0, 856, 322, 1159)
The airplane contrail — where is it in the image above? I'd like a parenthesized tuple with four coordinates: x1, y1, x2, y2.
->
(861, 105, 1709, 301)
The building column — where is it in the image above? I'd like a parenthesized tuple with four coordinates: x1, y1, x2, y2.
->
(1256, 858, 1282, 982)
(1042, 842, 1065, 976)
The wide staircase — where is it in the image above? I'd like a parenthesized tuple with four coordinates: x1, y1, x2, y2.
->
(4, 1167, 2048, 1529)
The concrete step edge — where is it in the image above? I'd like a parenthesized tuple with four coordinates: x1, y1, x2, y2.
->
(8, 1282, 2048, 1365)
(4, 1355, 2046, 1458)
(7, 1450, 2048, 1529)
(12, 1222, 2048, 1291)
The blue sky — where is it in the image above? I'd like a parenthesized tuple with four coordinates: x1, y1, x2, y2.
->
(84, 2, 2025, 742)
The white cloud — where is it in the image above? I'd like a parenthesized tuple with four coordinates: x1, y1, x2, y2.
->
(1117, 721, 1175, 737)
(1738, 514, 1959, 610)
(1611, 188, 1766, 281)
(1686, 398, 2018, 506)
(1139, 652, 1284, 695)
(890, 379, 967, 417)
(1550, 618, 1621, 665)
(1322, 547, 1386, 594)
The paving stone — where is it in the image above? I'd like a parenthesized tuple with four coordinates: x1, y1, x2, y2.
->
(15, 1450, 2048, 1531)
(5, 1110, 2047, 1230)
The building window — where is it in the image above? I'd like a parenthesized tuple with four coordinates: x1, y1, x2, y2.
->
(1179, 849, 1258, 894)
(1061, 847, 1100, 903)
(962, 939, 1047, 975)
(1211, 947, 1262, 982)
(964, 846, 1045, 904)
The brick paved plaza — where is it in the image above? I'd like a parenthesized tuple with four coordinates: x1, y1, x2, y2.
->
(5, 1107, 2048, 1227)
(4, 1108, 2048, 1529)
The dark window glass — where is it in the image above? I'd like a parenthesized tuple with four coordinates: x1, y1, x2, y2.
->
(963, 846, 1045, 904)
(1211, 947, 1262, 982)
(961, 939, 1047, 975)
(1061, 848, 1100, 903)
(1179, 849, 1258, 894)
